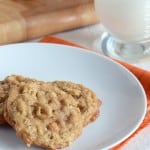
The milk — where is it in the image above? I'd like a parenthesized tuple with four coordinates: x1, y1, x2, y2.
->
(95, 0, 150, 42)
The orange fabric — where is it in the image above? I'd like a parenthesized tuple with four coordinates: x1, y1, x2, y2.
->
(40, 36, 150, 149)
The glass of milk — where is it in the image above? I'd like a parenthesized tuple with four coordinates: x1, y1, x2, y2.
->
(94, 0, 150, 62)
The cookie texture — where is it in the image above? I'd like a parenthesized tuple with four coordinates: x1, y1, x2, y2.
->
(0, 75, 37, 124)
(0, 81, 9, 124)
(51, 81, 101, 126)
(4, 82, 83, 150)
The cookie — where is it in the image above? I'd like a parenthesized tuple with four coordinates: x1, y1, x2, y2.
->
(51, 81, 101, 126)
(0, 75, 40, 124)
(4, 82, 83, 150)
(0, 81, 9, 124)
(4, 75, 38, 87)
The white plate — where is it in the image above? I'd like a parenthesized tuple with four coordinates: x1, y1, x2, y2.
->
(0, 43, 146, 150)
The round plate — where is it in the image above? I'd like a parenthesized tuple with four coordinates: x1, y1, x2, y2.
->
(0, 43, 147, 150)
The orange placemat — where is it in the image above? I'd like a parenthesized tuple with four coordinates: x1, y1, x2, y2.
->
(40, 36, 150, 150)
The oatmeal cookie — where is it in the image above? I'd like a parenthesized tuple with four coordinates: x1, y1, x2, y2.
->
(0, 75, 39, 124)
(0, 81, 9, 124)
(51, 81, 101, 126)
(4, 75, 38, 87)
(4, 82, 83, 150)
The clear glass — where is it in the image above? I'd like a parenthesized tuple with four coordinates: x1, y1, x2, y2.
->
(94, 0, 150, 63)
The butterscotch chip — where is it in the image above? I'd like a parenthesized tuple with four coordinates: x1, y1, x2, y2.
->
(0, 75, 38, 124)
(4, 82, 83, 149)
(51, 81, 101, 126)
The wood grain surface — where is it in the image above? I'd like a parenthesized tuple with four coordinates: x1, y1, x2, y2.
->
(0, 0, 99, 44)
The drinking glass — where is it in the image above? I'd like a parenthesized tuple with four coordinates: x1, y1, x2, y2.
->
(94, 0, 150, 62)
